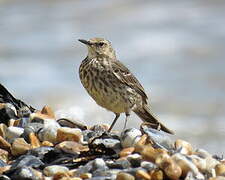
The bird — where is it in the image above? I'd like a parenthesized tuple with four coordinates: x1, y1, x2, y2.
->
(78, 37, 174, 134)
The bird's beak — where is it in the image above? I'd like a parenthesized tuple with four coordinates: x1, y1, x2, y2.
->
(78, 39, 92, 46)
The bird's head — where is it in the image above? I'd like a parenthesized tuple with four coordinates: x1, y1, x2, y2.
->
(78, 38, 116, 59)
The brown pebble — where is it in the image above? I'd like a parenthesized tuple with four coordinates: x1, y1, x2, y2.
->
(0, 148, 9, 163)
(8, 119, 16, 127)
(120, 147, 135, 158)
(41, 105, 55, 119)
(136, 169, 151, 180)
(164, 160, 182, 180)
(42, 141, 54, 147)
(0, 166, 11, 174)
(215, 163, 225, 176)
(0, 123, 7, 138)
(175, 139, 193, 155)
(29, 132, 41, 148)
(56, 127, 82, 143)
(56, 141, 89, 154)
(0, 136, 11, 151)
(135, 134, 148, 153)
(80, 173, 92, 179)
(150, 170, 164, 180)
(116, 172, 135, 180)
(11, 138, 31, 156)
(208, 177, 225, 180)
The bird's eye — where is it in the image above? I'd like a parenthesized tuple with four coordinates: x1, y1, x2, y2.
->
(98, 42, 104, 47)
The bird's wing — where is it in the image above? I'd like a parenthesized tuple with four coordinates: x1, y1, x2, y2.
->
(111, 59, 148, 102)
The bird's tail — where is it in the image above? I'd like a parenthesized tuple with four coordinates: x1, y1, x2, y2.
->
(134, 105, 174, 134)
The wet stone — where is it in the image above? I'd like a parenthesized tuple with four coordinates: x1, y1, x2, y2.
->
(0, 123, 7, 138)
(18, 117, 30, 128)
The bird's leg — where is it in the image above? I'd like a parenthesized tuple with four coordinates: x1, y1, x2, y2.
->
(108, 113, 120, 132)
(123, 112, 130, 131)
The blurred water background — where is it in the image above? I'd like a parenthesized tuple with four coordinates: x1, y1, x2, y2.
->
(0, 0, 225, 155)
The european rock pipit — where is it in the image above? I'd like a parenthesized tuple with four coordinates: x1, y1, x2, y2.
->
(78, 38, 174, 134)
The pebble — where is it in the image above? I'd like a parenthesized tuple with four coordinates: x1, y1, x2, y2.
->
(29, 132, 41, 148)
(80, 172, 92, 179)
(0, 136, 11, 151)
(0, 148, 9, 163)
(43, 165, 69, 176)
(37, 119, 61, 143)
(175, 139, 193, 155)
(116, 172, 135, 180)
(119, 147, 135, 158)
(56, 127, 83, 143)
(136, 169, 151, 180)
(215, 163, 225, 176)
(107, 159, 131, 169)
(11, 138, 31, 156)
(56, 141, 89, 154)
(41, 105, 55, 119)
(120, 128, 142, 148)
(0, 123, 7, 137)
(126, 153, 142, 167)
(5, 126, 24, 143)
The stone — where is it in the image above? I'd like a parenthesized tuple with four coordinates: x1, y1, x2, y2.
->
(120, 128, 142, 148)
(41, 141, 54, 147)
(107, 159, 131, 169)
(41, 105, 55, 119)
(0, 166, 11, 174)
(56, 141, 89, 154)
(27, 146, 54, 161)
(0, 123, 7, 138)
(10, 166, 42, 180)
(57, 118, 87, 130)
(172, 153, 203, 178)
(7, 155, 44, 174)
(136, 169, 151, 180)
(134, 134, 148, 153)
(126, 153, 142, 167)
(215, 164, 225, 176)
(11, 138, 31, 156)
(116, 172, 135, 180)
(119, 147, 135, 158)
(175, 139, 193, 155)
(43, 165, 69, 176)
(141, 161, 157, 171)
(141, 125, 173, 150)
(29, 132, 41, 148)
(56, 127, 83, 143)
(80, 172, 92, 179)
(92, 158, 107, 171)
(37, 119, 61, 143)
(5, 126, 24, 143)
(0, 103, 17, 125)
(0, 136, 11, 151)
(149, 170, 164, 180)
(0, 148, 9, 163)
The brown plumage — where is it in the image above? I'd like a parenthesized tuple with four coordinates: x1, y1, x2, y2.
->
(78, 38, 174, 134)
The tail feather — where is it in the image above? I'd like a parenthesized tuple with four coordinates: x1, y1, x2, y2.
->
(134, 105, 174, 134)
